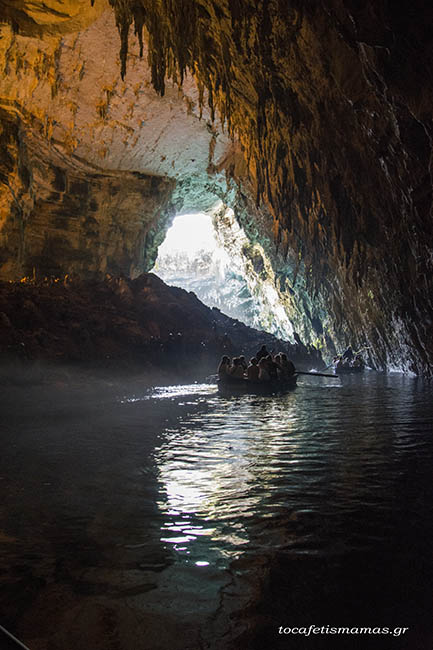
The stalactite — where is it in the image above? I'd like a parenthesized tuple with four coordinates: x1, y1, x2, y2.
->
(104, 0, 306, 275)
(109, 0, 133, 80)
(133, 4, 146, 58)
(83, 0, 433, 373)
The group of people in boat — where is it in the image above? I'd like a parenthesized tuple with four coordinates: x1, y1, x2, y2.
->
(333, 346, 365, 371)
(218, 345, 296, 383)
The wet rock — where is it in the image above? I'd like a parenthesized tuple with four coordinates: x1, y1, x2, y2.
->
(105, 0, 433, 375)
(1, 2, 431, 374)
(0, 274, 321, 373)
(0, 311, 12, 329)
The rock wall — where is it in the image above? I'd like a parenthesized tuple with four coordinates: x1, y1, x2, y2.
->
(0, 0, 107, 36)
(0, 7, 237, 278)
(107, 0, 433, 374)
(0, 1, 432, 373)
(0, 107, 175, 279)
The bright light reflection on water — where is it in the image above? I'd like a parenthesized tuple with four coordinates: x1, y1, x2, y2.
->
(136, 374, 433, 575)
(120, 383, 216, 403)
(2, 371, 433, 646)
(155, 392, 302, 565)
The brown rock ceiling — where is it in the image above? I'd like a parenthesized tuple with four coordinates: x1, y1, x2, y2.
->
(0, 0, 432, 374)
(0, 6, 237, 277)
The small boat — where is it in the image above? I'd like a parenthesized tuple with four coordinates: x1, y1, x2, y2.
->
(333, 364, 364, 374)
(217, 375, 297, 396)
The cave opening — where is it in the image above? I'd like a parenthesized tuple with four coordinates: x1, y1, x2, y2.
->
(2, 3, 433, 649)
(152, 206, 295, 341)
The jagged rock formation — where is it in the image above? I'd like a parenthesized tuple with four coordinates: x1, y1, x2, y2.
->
(0, 273, 319, 372)
(0, 7, 237, 278)
(0, 0, 106, 36)
(153, 208, 295, 340)
(104, 0, 433, 374)
(0, 1, 432, 374)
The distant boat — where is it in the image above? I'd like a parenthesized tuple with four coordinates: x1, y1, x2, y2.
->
(333, 364, 364, 374)
(217, 375, 297, 396)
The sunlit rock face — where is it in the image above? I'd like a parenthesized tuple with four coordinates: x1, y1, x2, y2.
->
(153, 209, 294, 340)
(0, 106, 175, 278)
(0, 7, 237, 279)
(106, 0, 433, 375)
(0, 0, 106, 36)
(212, 206, 295, 340)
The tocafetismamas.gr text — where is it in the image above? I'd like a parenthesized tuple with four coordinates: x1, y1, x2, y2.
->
(278, 626, 409, 637)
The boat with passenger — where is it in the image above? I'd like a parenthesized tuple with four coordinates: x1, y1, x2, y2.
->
(216, 348, 298, 396)
(216, 348, 339, 396)
(332, 348, 365, 374)
(217, 374, 297, 396)
(334, 363, 364, 374)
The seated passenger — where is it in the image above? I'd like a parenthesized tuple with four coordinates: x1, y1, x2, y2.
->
(353, 354, 364, 368)
(280, 353, 296, 377)
(230, 357, 246, 379)
(256, 344, 269, 361)
(273, 354, 284, 379)
(217, 355, 231, 379)
(239, 355, 248, 371)
(342, 346, 354, 361)
(335, 356, 345, 371)
(258, 357, 270, 381)
(247, 357, 260, 381)
(266, 354, 278, 380)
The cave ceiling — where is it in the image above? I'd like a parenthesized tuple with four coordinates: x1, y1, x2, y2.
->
(0, 0, 432, 374)
(0, 3, 239, 278)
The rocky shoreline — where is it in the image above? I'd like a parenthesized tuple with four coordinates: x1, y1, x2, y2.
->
(0, 273, 323, 381)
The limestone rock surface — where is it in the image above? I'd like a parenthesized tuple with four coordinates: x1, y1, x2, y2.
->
(1, 1, 433, 374)
(107, 0, 433, 374)
(0, 273, 318, 372)
(0, 8, 237, 278)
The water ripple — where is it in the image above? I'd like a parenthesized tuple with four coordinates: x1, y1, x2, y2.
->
(149, 375, 433, 566)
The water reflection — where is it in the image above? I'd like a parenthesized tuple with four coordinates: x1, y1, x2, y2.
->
(1, 371, 433, 647)
(151, 374, 433, 572)
(120, 383, 216, 403)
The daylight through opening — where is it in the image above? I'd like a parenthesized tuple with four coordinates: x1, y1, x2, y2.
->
(152, 207, 295, 341)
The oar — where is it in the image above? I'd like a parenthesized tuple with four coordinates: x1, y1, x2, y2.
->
(0, 624, 31, 650)
(296, 371, 339, 378)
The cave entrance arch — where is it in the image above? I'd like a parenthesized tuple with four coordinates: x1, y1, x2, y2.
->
(152, 206, 295, 341)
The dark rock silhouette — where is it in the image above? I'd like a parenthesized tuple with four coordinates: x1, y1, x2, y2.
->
(0, 273, 321, 376)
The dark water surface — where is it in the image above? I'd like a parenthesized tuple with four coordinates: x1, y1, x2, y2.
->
(1, 371, 433, 649)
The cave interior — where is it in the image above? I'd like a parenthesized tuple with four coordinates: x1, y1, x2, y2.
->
(0, 0, 432, 374)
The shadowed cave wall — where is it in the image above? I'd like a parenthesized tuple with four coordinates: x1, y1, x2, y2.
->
(1, 1, 432, 374)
